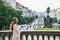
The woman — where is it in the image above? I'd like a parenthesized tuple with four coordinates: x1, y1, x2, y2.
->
(10, 17, 20, 40)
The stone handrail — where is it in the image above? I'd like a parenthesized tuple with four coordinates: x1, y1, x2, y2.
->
(20, 30, 60, 40)
(0, 30, 12, 40)
(0, 30, 60, 40)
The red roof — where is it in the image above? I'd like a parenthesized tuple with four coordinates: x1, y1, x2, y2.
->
(16, 2, 27, 8)
(16, 2, 23, 7)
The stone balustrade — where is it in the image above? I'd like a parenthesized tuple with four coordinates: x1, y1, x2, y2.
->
(20, 30, 60, 40)
(0, 30, 60, 40)
(0, 30, 12, 40)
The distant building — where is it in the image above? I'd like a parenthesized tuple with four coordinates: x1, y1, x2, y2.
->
(39, 12, 45, 17)
(16, 2, 30, 17)
(16, 2, 24, 11)
(45, 7, 60, 23)
(56, 8, 60, 20)
(45, 9, 56, 18)
(16, 2, 40, 17)
(38, 17, 44, 25)
(49, 9, 56, 18)
(3, 0, 16, 9)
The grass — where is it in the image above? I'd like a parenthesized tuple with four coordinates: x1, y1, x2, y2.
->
(34, 28, 60, 30)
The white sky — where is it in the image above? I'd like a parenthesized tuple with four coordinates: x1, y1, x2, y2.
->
(16, 0, 60, 12)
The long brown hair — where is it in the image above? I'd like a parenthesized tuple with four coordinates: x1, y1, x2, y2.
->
(10, 17, 18, 31)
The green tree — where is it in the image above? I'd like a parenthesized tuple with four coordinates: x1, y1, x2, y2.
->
(44, 17, 53, 23)
(0, 0, 34, 30)
(20, 17, 34, 24)
(52, 17, 57, 23)
(16, 10, 22, 24)
(44, 17, 46, 23)
(0, 0, 22, 29)
(57, 20, 60, 24)
(50, 17, 52, 23)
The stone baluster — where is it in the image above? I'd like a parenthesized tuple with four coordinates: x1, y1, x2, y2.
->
(1, 33, 5, 40)
(31, 35, 34, 40)
(37, 35, 39, 40)
(59, 36, 60, 40)
(53, 36, 55, 40)
(20, 34, 22, 40)
(20, 32, 23, 40)
(42, 35, 44, 40)
(26, 34, 28, 40)
(48, 36, 50, 40)
(7, 33, 12, 40)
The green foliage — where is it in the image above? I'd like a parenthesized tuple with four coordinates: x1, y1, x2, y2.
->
(0, 0, 34, 25)
(20, 17, 34, 24)
(50, 17, 52, 23)
(44, 17, 52, 23)
(34, 28, 60, 30)
(0, 0, 22, 25)
(44, 17, 57, 23)
(44, 17, 46, 23)
(52, 17, 57, 23)
(16, 10, 22, 24)
(57, 20, 60, 24)
(0, 0, 35, 30)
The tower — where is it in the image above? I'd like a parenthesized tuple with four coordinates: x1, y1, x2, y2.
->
(44, 7, 52, 28)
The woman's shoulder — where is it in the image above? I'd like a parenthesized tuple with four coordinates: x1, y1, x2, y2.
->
(13, 24, 17, 27)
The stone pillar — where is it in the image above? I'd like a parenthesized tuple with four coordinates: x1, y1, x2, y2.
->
(31, 36, 34, 40)
(26, 35, 28, 40)
(1, 33, 5, 40)
(37, 35, 39, 40)
(53, 36, 55, 40)
(42, 35, 44, 40)
(7, 33, 12, 40)
(48, 36, 50, 40)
